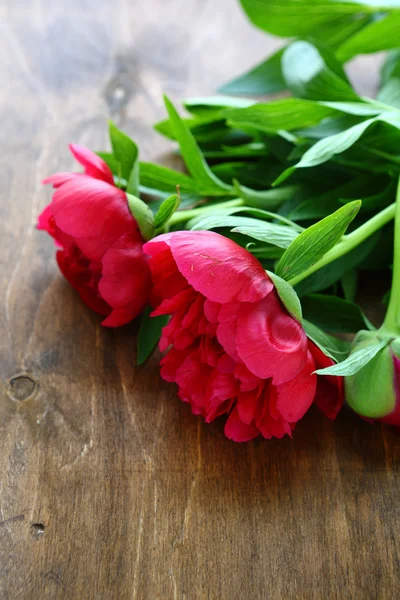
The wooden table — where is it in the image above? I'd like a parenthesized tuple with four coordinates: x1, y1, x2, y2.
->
(1, 1, 399, 598)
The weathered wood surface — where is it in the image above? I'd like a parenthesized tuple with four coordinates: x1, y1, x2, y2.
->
(0, 1, 399, 598)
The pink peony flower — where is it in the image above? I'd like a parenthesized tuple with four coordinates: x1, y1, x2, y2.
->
(38, 144, 151, 327)
(144, 230, 343, 442)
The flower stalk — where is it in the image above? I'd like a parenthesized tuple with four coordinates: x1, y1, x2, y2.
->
(381, 178, 400, 337)
(168, 198, 244, 226)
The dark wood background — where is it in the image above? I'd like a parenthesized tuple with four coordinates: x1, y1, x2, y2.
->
(1, 1, 399, 598)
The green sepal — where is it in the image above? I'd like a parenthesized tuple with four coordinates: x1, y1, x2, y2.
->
(266, 271, 302, 322)
(126, 194, 154, 241)
(303, 319, 351, 364)
(315, 331, 391, 376)
(345, 331, 398, 418)
(154, 192, 181, 232)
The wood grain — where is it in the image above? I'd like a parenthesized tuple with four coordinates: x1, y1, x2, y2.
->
(0, 1, 399, 598)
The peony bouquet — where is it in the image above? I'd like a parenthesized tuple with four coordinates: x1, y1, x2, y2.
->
(37, 0, 400, 441)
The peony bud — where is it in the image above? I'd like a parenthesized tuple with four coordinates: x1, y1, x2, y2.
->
(345, 331, 400, 425)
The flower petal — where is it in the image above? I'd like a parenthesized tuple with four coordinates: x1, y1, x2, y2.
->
(101, 303, 142, 327)
(51, 177, 137, 251)
(37, 205, 55, 234)
(236, 291, 308, 385)
(69, 144, 115, 185)
(308, 342, 344, 420)
(276, 350, 316, 422)
(98, 233, 151, 313)
(224, 407, 260, 442)
(169, 231, 273, 303)
(42, 172, 81, 188)
(56, 250, 111, 316)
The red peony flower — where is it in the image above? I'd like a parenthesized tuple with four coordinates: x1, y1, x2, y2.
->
(38, 144, 151, 327)
(144, 230, 343, 442)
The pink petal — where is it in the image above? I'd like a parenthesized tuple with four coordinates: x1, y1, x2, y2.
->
(151, 287, 195, 317)
(101, 303, 141, 327)
(175, 353, 210, 409)
(38, 204, 76, 249)
(205, 371, 238, 421)
(275, 350, 316, 422)
(236, 291, 308, 385)
(224, 407, 260, 442)
(258, 417, 291, 440)
(169, 231, 273, 303)
(42, 172, 81, 188)
(51, 177, 137, 251)
(56, 250, 111, 316)
(308, 342, 343, 420)
(236, 391, 258, 425)
(69, 144, 115, 185)
(217, 354, 236, 374)
(235, 363, 259, 392)
(203, 299, 221, 324)
(143, 234, 187, 307)
(37, 204, 54, 233)
(98, 234, 150, 311)
(215, 302, 241, 361)
(160, 349, 187, 382)
(74, 237, 116, 262)
(216, 320, 240, 362)
(199, 335, 222, 367)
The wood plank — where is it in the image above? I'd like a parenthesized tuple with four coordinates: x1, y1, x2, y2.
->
(0, 1, 399, 598)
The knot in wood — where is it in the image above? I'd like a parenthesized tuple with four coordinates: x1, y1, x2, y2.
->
(9, 375, 36, 401)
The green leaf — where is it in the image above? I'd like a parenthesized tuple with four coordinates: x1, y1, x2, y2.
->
(233, 180, 300, 211)
(218, 48, 287, 96)
(267, 271, 302, 321)
(240, 0, 400, 43)
(184, 96, 255, 115)
(377, 78, 400, 109)
(232, 223, 299, 248)
(155, 116, 209, 140)
(287, 175, 377, 221)
(137, 307, 169, 366)
(225, 98, 335, 133)
(109, 122, 139, 195)
(276, 201, 361, 281)
(275, 113, 400, 184)
(337, 13, 400, 62)
(295, 118, 377, 169)
(154, 193, 180, 230)
(315, 338, 390, 376)
(282, 41, 359, 101)
(97, 151, 120, 174)
(163, 95, 232, 194)
(301, 294, 371, 333)
(139, 163, 197, 195)
(239, 0, 357, 38)
(303, 319, 351, 364)
(381, 50, 400, 86)
(126, 194, 154, 241)
(321, 101, 384, 116)
(191, 215, 299, 249)
(294, 233, 379, 296)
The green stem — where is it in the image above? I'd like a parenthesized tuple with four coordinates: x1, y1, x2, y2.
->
(288, 202, 396, 287)
(381, 178, 400, 335)
(168, 198, 244, 226)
